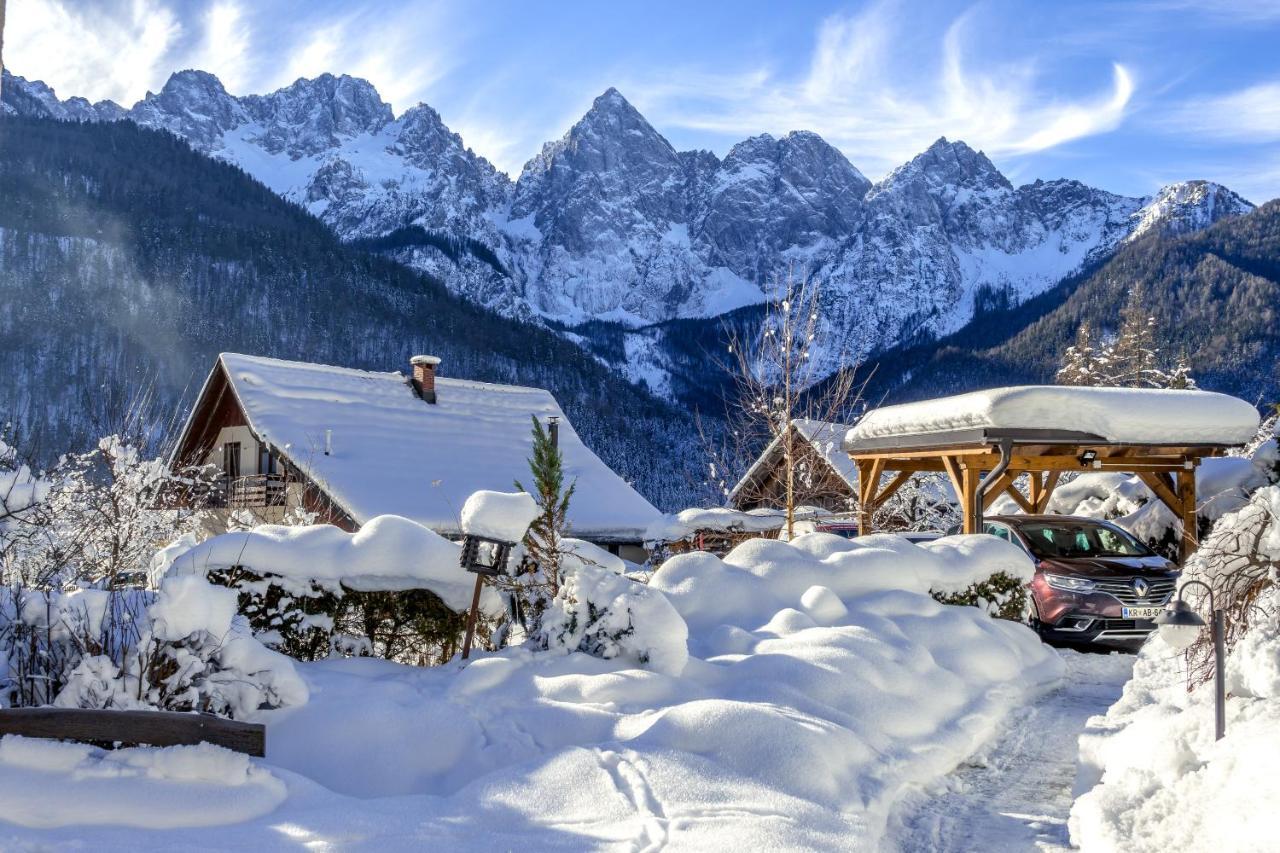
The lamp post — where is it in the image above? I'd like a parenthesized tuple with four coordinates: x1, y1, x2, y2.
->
(1155, 579, 1226, 740)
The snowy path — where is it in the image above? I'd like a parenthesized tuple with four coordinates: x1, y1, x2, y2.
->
(885, 648, 1135, 853)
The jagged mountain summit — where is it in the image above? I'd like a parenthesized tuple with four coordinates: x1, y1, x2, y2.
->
(2, 69, 1255, 383)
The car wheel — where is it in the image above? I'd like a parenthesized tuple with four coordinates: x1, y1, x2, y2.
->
(1023, 596, 1045, 638)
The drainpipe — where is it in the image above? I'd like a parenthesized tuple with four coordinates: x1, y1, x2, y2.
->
(974, 438, 1014, 531)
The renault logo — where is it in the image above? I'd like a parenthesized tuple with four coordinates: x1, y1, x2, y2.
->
(1132, 577, 1149, 598)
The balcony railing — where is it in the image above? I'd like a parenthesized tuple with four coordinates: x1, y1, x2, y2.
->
(206, 474, 288, 509)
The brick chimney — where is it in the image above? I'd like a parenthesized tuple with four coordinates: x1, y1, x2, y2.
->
(410, 355, 441, 403)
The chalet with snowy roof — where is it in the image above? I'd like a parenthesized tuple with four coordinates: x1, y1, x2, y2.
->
(728, 419, 862, 513)
(171, 353, 661, 559)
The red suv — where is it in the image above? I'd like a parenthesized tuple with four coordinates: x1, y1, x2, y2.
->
(984, 515, 1179, 650)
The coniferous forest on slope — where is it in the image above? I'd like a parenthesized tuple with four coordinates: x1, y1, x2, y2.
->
(0, 117, 706, 509)
(859, 200, 1280, 407)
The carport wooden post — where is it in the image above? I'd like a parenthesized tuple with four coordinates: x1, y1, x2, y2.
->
(1177, 463, 1199, 564)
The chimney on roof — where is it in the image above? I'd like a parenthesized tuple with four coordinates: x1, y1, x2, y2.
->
(410, 355, 441, 404)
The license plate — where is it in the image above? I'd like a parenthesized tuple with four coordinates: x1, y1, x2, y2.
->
(1123, 606, 1163, 619)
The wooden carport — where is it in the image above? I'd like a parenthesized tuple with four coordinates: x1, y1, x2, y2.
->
(844, 427, 1232, 563)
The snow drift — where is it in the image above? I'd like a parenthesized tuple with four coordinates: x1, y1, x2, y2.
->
(0, 530, 1063, 849)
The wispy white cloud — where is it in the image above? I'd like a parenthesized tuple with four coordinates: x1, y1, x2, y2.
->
(1157, 80, 1280, 144)
(622, 2, 1135, 177)
(4, 0, 462, 110)
(7, 0, 181, 104)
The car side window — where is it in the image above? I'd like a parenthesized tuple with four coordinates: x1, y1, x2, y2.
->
(984, 523, 1010, 541)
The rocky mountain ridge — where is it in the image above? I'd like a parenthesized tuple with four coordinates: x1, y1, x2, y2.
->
(3, 69, 1256, 388)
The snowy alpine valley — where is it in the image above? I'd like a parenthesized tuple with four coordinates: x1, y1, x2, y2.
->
(2, 2, 1280, 851)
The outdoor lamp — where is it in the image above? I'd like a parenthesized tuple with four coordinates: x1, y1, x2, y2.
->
(1156, 579, 1226, 740)
(1155, 598, 1204, 650)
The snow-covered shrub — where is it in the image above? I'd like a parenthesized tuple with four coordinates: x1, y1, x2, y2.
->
(163, 515, 504, 665)
(536, 539, 688, 675)
(1, 434, 211, 588)
(1, 576, 305, 718)
(1070, 590, 1280, 852)
(920, 534, 1035, 621)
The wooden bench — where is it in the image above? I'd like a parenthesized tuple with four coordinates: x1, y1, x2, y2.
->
(0, 708, 265, 756)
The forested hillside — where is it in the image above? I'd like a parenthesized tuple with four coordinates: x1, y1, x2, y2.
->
(0, 117, 705, 509)
(863, 201, 1280, 406)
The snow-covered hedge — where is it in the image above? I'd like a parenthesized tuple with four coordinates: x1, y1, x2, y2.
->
(160, 515, 507, 664)
(0, 528, 1064, 847)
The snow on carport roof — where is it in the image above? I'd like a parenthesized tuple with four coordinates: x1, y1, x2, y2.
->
(217, 353, 661, 541)
(846, 386, 1260, 449)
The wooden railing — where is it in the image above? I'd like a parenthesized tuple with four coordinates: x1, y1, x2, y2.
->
(0, 708, 265, 756)
(205, 474, 288, 509)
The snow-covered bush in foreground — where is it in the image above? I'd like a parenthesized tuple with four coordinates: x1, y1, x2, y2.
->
(1070, 487, 1280, 852)
(536, 539, 688, 675)
(1, 575, 305, 718)
(163, 515, 506, 664)
(0, 532, 1062, 848)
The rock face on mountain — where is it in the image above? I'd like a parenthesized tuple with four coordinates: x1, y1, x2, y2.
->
(2, 69, 1256, 385)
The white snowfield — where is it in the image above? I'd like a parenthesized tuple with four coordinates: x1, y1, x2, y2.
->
(205, 353, 661, 543)
(848, 385, 1261, 446)
(0, 532, 1061, 850)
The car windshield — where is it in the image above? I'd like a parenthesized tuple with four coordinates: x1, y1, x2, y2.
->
(1016, 520, 1152, 559)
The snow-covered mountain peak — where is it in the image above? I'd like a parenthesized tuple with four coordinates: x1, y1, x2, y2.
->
(239, 73, 394, 159)
(1128, 180, 1254, 241)
(129, 70, 248, 151)
(1, 71, 124, 122)
(877, 137, 1012, 198)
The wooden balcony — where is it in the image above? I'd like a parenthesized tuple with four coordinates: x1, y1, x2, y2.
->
(209, 473, 288, 508)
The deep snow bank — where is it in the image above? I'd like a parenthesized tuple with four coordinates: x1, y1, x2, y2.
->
(1070, 488, 1280, 852)
(2, 532, 1063, 849)
(0, 736, 286, 829)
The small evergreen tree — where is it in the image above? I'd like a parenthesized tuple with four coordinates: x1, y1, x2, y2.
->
(1056, 321, 1104, 386)
(516, 416, 575, 596)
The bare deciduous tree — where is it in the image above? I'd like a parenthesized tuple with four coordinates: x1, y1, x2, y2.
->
(715, 271, 866, 538)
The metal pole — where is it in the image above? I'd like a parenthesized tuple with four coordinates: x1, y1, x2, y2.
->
(1213, 607, 1226, 741)
(1178, 579, 1226, 741)
(548, 416, 559, 449)
(460, 574, 485, 661)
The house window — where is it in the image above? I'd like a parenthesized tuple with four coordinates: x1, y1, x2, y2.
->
(258, 445, 277, 476)
(223, 442, 242, 479)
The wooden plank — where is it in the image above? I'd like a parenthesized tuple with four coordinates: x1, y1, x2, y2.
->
(0, 709, 265, 757)
(1136, 471, 1182, 517)
(940, 456, 965, 503)
(960, 464, 981, 534)
(980, 471, 1018, 511)
(1001, 479, 1035, 514)
(873, 470, 913, 506)
(1177, 467, 1199, 564)
(1035, 471, 1062, 513)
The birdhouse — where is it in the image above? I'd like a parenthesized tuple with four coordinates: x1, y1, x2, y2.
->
(459, 534, 514, 577)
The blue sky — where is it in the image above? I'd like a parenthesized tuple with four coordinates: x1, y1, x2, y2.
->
(9, 0, 1280, 200)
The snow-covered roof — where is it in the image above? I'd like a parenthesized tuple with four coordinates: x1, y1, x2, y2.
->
(644, 505, 835, 544)
(728, 418, 859, 502)
(207, 353, 661, 541)
(847, 386, 1260, 448)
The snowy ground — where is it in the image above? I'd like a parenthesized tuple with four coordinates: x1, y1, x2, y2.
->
(0, 532, 1065, 851)
(886, 649, 1136, 853)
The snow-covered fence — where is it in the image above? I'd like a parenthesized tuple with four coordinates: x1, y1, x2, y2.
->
(0, 707, 265, 756)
